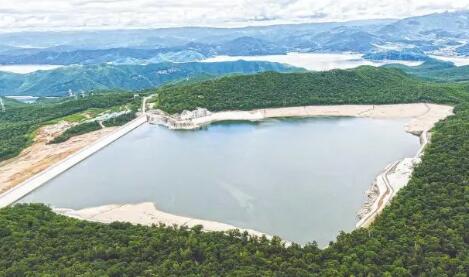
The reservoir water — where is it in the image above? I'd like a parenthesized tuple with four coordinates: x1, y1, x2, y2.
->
(20, 117, 419, 245)
(428, 55, 469, 66)
(0, 64, 63, 74)
(203, 52, 423, 71)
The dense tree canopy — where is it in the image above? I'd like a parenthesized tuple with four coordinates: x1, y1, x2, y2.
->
(385, 58, 469, 82)
(102, 112, 137, 127)
(50, 121, 102, 144)
(153, 66, 467, 114)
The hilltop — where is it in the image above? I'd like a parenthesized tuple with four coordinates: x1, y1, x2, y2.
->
(385, 59, 469, 82)
(153, 66, 464, 114)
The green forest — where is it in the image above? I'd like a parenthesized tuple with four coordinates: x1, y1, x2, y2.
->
(49, 112, 137, 144)
(152, 66, 467, 114)
(50, 121, 102, 144)
(0, 97, 26, 109)
(102, 112, 137, 127)
(385, 59, 469, 82)
(0, 93, 136, 162)
(0, 66, 468, 275)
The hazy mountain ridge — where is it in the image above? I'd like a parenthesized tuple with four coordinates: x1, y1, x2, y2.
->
(384, 58, 469, 82)
(456, 43, 469, 55)
(0, 11, 468, 65)
(0, 19, 394, 50)
(0, 61, 301, 96)
(0, 48, 206, 65)
(363, 48, 430, 61)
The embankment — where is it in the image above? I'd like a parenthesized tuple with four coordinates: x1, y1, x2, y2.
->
(0, 115, 147, 208)
(355, 129, 431, 228)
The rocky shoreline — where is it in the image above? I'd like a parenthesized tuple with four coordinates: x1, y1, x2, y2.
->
(355, 131, 429, 228)
(146, 103, 454, 228)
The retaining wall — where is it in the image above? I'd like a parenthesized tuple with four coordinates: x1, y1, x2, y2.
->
(0, 115, 147, 208)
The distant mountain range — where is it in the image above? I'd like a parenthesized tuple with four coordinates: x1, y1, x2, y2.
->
(384, 58, 469, 82)
(0, 10, 467, 97)
(456, 43, 469, 55)
(363, 48, 430, 61)
(0, 11, 468, 65)
(0, 61, 301, 97)
(0, 38, 286, 65)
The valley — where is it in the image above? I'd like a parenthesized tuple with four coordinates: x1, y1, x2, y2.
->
(0, 66, 458, 246)
(14, 103, 449, 246)
(0, 7, 468, 276)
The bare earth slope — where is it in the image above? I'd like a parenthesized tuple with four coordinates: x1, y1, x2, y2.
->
(0, 122, 116, 194)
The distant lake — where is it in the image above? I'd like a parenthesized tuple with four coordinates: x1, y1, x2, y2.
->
(203, 52, 423, 71)
(4, 95, 58, 103)
(5, 96, 39, 103)
(429, 55, 469, 66)
(0, 64, 63, 74)
(20, 117, 419, 245)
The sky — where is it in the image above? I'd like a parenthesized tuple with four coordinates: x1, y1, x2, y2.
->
(0, 0, 468, 31)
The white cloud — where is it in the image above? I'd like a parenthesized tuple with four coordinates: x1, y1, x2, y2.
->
(0, 0, 468, 31)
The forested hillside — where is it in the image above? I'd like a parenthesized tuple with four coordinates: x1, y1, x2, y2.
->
(0, 93, 137, 162)
(0, 97, 26, 109)
(0, 67, 468, 275)
(153, 66, 465, 113)
(0, 61, 300, 97)
(385, 59, 469, 82)
(50, 112, 137, 144)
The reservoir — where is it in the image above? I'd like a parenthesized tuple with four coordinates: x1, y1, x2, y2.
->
(20, 117, 419, 245)
(203, 52, 423, 71)
(0, 64, 63, 74)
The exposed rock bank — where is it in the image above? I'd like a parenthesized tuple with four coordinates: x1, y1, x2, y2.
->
(54, 202, 269, 238)
(147, 103, 454, 228)
(147, 104, 452, 134)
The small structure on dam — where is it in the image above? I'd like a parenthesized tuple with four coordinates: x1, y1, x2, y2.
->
(147, 108, 211, 129)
